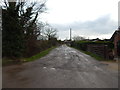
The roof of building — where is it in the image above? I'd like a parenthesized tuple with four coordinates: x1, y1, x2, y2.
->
(110, 29, 120, 41)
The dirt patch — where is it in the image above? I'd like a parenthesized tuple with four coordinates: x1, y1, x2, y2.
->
(100, 61, 118, 71)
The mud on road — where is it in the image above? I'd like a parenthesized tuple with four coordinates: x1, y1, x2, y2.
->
(3, 45, 118, 88)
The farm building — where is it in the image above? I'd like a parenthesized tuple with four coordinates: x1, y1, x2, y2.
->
(111, 27, 120, 60)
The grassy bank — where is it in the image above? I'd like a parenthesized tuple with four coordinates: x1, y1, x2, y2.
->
(3, 46, 56, 66)
(71, 46, 113, 61)
(80, 49, 104, 61)
(25, 46, 56, 62)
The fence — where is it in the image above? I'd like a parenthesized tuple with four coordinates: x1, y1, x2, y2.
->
(87, 44, 108, 59)
(71, 41, 114, 60)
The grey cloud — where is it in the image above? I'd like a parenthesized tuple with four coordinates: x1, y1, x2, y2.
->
(51, 15, 117, 39)
(70, 15, 117, 34)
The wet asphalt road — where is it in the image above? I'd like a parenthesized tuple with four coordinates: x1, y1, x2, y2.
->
(3, 45, 118, 88)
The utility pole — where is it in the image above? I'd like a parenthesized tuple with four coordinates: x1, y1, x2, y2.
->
(70, 28, 72, 41)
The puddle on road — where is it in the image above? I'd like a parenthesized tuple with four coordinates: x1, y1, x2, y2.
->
(65, 57, 70, 59)
(43, 67, 47, 69)
(69, 51, 77, 53)
(65, 54, 67, 56)
(94, 66, 103, 71)
(50, 68, 56, 70)
(43, 67, 56, 71)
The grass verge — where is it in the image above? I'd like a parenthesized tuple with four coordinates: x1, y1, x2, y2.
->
(71, 46, 113, 61)
(3, 46, 56, 66)
(80, 50, 104, 61)
(24, 46, 56, 62)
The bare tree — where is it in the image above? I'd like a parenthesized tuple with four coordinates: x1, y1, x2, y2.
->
(36, 22, 46, 40)
(43, 24, 57, 40)
(73, 36, 85, 41)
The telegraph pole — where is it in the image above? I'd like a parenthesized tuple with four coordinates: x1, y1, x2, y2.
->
(70, 28, 72, 41)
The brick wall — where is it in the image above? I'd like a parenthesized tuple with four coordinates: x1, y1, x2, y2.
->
(113, 31, 120, 57)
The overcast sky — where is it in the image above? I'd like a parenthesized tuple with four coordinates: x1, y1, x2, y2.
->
(38, 0, 119, 40)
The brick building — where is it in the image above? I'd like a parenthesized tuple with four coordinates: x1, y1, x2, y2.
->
(111, 27, 120, 60)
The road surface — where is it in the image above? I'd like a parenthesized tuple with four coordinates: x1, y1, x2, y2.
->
(3, 45, 118, 88)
